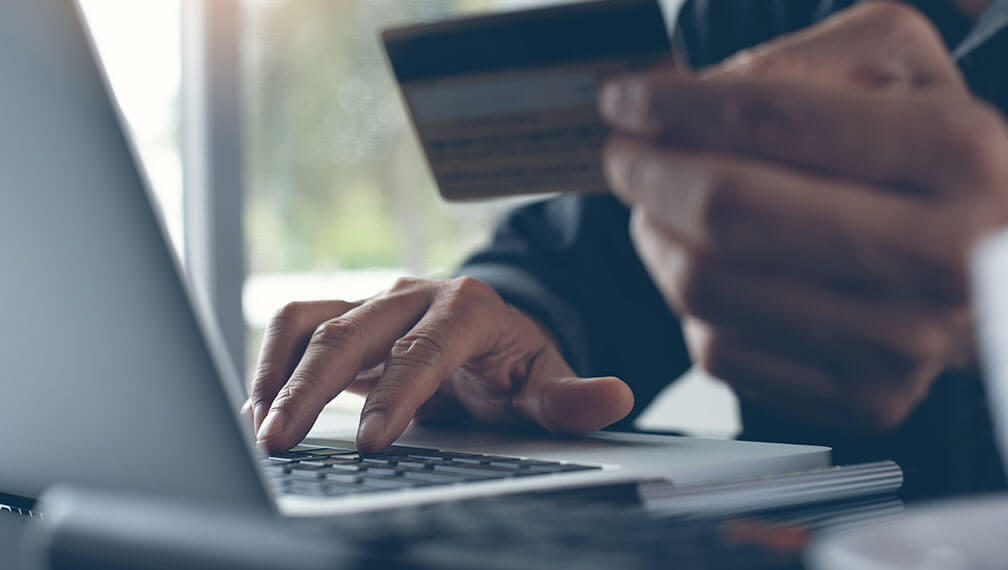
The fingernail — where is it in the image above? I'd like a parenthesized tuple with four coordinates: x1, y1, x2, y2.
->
(356, 411, 387, 452)
(601, 77, 647, 122)
(257, 409, 286, 443)
(253, 403, 268, 425)
(599, 79, 628, 120)
(239, 399, 253, 416)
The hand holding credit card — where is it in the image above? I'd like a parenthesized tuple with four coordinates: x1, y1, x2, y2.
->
(382, 0, 672, 201)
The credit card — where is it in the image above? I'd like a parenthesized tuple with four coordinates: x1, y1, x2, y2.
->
(382, 0, 672, 201)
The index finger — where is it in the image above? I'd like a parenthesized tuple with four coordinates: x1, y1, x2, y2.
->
(250, 300, 357, 433)
(256, 280, 437, 451)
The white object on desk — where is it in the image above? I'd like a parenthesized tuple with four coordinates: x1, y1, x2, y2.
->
(973, 227, 1008, 465)
(807, 493, 1008, 570)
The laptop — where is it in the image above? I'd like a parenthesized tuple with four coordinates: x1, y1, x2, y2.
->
(0, 1, 829, 518)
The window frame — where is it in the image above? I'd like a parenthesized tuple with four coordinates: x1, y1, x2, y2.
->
(181, 0, 247, 385)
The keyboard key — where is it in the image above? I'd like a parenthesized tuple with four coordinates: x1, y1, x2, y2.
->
(365, 466, 400, 477)
(264, 466, 289, 478)
(289, 463, 323, 472)
(450, 457, 490, 465)
(395, 460, 432, 470)
(433, 463, 520, 475)
(321, 483, 369, 496)
(270, 450, 312, 460)
(298, 459, 339, 468)
(286, 481, 327, 496)
(361, 477, 416, 489)
(304, 448, 356, 457)
(409, 454, 449, 462)
(386, 445, 441, 455)
(400, 470, 461, 484)
(325, 457, 364, 466)
(321, 463, 366, 473)
(323, 472, 364, 484)
(288, 464, 325, 480)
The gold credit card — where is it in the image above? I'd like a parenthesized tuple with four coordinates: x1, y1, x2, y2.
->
(382, 0, 672, 201)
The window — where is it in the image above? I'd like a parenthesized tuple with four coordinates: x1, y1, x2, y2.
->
(78, 0, 184, 257)
(242, 0, 552, 372)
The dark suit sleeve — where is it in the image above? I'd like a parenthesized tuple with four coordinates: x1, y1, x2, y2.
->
(456, 195, 691, 427)
(675, 0, 844, 69)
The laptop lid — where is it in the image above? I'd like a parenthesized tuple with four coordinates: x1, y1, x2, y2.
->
(0, 1, 270, 509)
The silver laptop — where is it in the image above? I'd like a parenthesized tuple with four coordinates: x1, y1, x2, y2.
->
(0, 1, 829, 517)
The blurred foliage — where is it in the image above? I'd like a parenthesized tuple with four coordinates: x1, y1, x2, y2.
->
(244, 0, 522, 275)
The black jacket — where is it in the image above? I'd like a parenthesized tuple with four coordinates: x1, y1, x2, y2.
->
(458, 0, 1008, 501)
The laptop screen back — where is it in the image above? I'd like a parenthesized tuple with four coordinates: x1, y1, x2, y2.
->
(0, 1, 269, 508)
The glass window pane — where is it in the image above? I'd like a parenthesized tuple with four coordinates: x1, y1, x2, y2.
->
(241, 1, 559, 371)
(78, 0, 184, 258)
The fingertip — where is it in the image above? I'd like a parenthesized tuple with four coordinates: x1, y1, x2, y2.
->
(542, 376, 634, 434)
(597, 376, 635, 422)
(252, 406, 267, 434)
(355, 411, 388, 454)
(256, 409, 296, 453)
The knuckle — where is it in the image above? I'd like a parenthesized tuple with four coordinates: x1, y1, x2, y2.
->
(448, 276, 498, 304)
(311, 318, 364, 349)
(389, 276, 426, 293)
(388, 331, 449, 367)
(862, 2, 931, 37)
(272, 301, 307, 327)
(720, 48, 766, 76)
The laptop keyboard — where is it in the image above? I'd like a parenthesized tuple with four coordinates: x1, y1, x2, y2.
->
(266, 443, 602, 497)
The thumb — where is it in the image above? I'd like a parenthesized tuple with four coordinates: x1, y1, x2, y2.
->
(520, 375, 635, 434)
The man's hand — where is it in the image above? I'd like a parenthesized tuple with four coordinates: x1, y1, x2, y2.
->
(600, 2, 1008, 430)
(248, 277, 633, 452)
